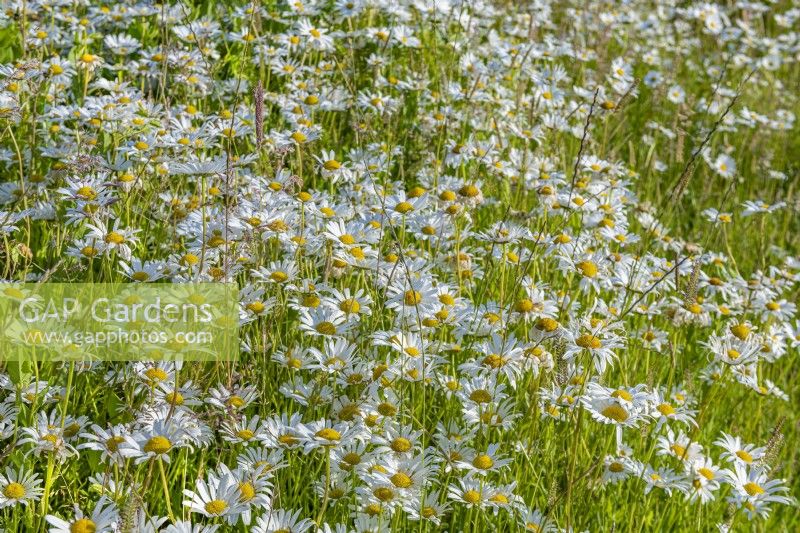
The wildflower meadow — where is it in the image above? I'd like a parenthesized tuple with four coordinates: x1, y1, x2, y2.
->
(0, 0, 798, 531)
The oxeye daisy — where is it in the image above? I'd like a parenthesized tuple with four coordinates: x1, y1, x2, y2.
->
(563, 319, 624, 374)
(0, 467, 43, 508)
(1, 0, 798, 529)
(85, 219, 140, 261)
(702, 333, 761, 366)
(485, 481, 523, 514)
(648, 389, 697, 429)
(723, 463, 794, 519)
(519, 507, 557, 532)
(459, 333, 524, 386)
(558, 249, 609, 292)
(323, 287, 373, 319)
(207, 384, 259, 412)
(714, 433, 766, 467)
(300, 419, 367, 452)
(639, 464, 689, 496)
(18, 421, 77, 463)
(162, 520, 221, 533)
(404, 490, 449, 525)
(456, 443, 512, 475)
(299, 306, 353, 337)
(183, 472, 246, 522)
(370, 453, 431, 494)
(306, 337, 358, 375)
(601, 454, 638, 484)
(581, 391, 646, 428)
(711, 153, 736, 178)
(372, 423, 424, 457)
(77, 424, 129, 466)
(448, 474, 487, 509)
(76, 52, 104, 72)
(120, 419, 187, 464)
(682, 457, 721, 503)
(656, 428, 704, 463)
(456, 375, 508, 408)
(45, 496, 118, 533)
(118, 257, 165, 282)
(222, 415, 266, 445)
(237, 447, 287, 479)
(252, 508, 315, 533)
(462, 398, 520, 430)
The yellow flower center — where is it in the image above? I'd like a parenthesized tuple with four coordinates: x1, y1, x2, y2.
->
(731, 324, 750, 340)
(390, 472, 412, 488)
(469, 389, 492, 403)
(237, 429, 255, 440)
(204, 499, 228, 515)
(76, 185, 97, 200)
(472, 454, 494, 470)
(246, 301, 265, 314)
(143, 436, 172, 455)
(270, 271, 289, 282)
(535, 317, 559, 332)
(390, 437, 412, 453)
(670, 444, 687, 459)
(743, 482, 764, 496)
(611, 389, 632, 402)
(339, 298, 360, 314)
(303, 294, 321, 308)
(106, 436, 124, 452)
(735, 450, 753, 463)
(657, 403, 675, 416)
(439, 190, 456, 201)
(601, 404, 629, 423)
(323, 159, 340, 170)
(395, 201, 414, 214)
(374, 487, 395, 501)
(482, 354, 504, 368)
(489, 494, 509, 504)
(576, 334, 601, 349)
(315, 321, 337, 335)
(238, 481, 255, 501)
(514, 299, 534, 312)
(145, 368, 168, 381)
(576, 260, 598, 277)
(70, 519, 97, 533)
(3, 482, 25, 499)
(403, 290, 422, 305)
(278, 434, 298, 446)
(458, 184, 480, 198)
(105, 231, 125, 244)
(698, 467, 714, 480)
(463, 490, 481, 504)
(315, 428, 341, 441)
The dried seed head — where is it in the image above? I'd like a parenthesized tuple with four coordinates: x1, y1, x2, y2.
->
(254, 80, 264, 146)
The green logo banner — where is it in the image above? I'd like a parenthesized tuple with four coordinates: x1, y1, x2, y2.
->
(0, 283, 239, 361)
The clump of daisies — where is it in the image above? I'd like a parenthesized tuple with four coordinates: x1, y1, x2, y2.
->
(0, 0, 797, 531)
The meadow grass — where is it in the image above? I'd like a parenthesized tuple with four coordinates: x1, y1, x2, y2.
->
(0, 0, 798, 532)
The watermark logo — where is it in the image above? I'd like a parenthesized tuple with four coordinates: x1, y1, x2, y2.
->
(0, 283, 239, 361)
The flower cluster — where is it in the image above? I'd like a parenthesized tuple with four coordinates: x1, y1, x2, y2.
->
(0, 0, 797, 531)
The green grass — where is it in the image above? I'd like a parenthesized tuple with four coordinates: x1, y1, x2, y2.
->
(0, 1, 798, 532)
